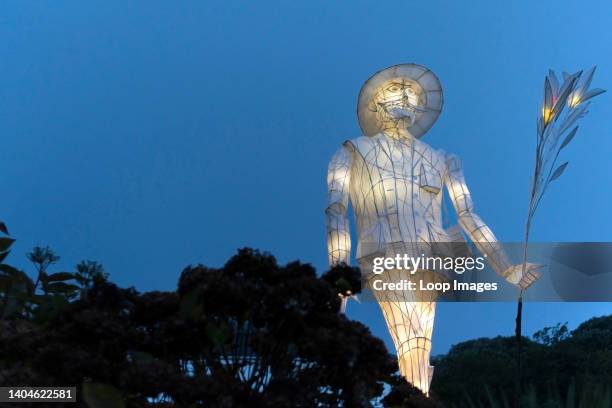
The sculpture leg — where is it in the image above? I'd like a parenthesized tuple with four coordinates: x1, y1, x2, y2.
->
(369, 269, 440, 395)
(377, 298, 436, 395)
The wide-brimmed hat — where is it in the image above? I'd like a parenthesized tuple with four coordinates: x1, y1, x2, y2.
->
(357, 63, 444, 138)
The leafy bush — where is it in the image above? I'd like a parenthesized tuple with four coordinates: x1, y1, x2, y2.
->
(1, 242, 434, 407)
(431, 317, 612, 407)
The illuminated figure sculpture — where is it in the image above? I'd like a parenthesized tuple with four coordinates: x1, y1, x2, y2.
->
(325, 64, 540, 395)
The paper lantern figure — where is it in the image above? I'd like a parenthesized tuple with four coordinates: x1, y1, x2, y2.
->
(325, 64, 539, 395)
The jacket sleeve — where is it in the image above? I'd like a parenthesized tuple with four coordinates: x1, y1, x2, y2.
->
(325, 144, 352, 266)
(444, 153, 513, 277)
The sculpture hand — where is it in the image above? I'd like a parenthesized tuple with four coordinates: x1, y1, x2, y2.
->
(502, 263, 542, 290)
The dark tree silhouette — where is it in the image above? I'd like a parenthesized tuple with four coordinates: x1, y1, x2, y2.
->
(431, 316, 612, 407)
(0, 245, 436, 407)
(1, 230, 609, 407)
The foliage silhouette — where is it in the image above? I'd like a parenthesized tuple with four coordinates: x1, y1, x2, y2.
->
(0, 243, 436, 407)
(0, 227, 609, 407)
(431, 316, 612, 407)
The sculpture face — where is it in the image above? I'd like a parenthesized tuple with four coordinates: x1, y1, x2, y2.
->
(370, 80, 424, 136)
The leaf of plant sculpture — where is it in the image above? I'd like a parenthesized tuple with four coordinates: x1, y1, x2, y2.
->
(580, 88, 606, 103)
(0, 222, 9, 235)
(553, 72, 581, 116)
(559, 127, 578, 150)
(537, 116, 544, 138)
(548, 69, 559, 99)
(544, 77, 553, 112)
(559, 102, 590, 134)
(580, 66, 597, 95)
(549, 162, 569, 182)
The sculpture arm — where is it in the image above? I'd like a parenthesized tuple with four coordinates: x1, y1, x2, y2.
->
(445, 154, 541, 288)
(444, 153, 513, 277)
(326, 144, 352, 266)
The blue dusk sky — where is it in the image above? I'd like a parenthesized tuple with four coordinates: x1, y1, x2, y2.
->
(1, 1, 611, 354)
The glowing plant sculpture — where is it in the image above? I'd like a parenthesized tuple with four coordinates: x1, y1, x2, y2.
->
(514, 67, 605, 397)
(522, 67, 605, 257)
(325, 64, 540, 395)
